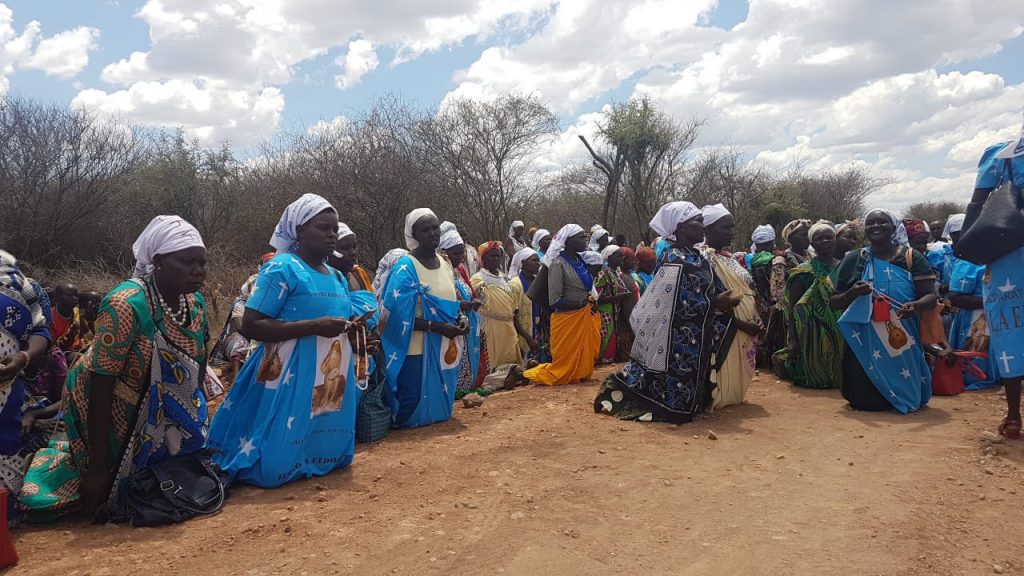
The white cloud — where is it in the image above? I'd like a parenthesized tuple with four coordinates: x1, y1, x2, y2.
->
(0, 3, 99, 93)
(72, 0, 558, 144)
(72, 81, 285, 146)
(444, 0, 1024, 212)
(306, 114, 348, 137)
(334, 40, 378, 90)
(24, 26, 100, 78)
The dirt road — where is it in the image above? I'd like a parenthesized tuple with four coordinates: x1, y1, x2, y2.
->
(12, 367, 1024, 575)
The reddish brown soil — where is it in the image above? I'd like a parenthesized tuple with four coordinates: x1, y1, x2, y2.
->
(11, 367, 1024, 575)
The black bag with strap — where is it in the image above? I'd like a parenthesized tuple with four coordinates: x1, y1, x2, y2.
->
(122, 449, 229, 527)
(957, 157, 1024, 265)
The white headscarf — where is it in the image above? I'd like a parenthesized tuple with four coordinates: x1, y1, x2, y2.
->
(269, 193, 335, 254)
(543, 223, 585, 267)
(807, 221, 836, 242)
(581, 251, 604, 266)
(404, 208, 437, 250)
(373, 248, 409, 295)
(942, 213, 966, 238)
(438, 221, 464, 251)
(508, 220, 525, 239)
(701, 203, 730, 227)
(132, 215, 205, 277)
(332, 222, 356, 258)
(649, 201, 700, 241)
(751, 224, 776, 244)
(865, 209, 909, 247)
(507, 247, 537, 279)
(337, 222, 355, 240)
(588, 226, 609, 252)
(600, 244, 621, 262)
(531, 228, 550, 250)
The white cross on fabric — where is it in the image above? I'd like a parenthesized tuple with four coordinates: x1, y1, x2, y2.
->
(387, 352, 398, 369)
(851, 331, 862, 344)
(1000, 351, 1016, 373)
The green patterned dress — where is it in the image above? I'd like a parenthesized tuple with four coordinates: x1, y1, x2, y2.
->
(21, 279, 208, 520)
(783, 259, 843, 389)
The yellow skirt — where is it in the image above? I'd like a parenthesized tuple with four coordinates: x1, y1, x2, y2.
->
(523, 306, 601, 386)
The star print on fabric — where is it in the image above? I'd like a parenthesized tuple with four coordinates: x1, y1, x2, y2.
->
(239, 437, 256, 457)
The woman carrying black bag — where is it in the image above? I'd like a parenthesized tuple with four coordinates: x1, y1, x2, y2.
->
(959, 125, 1024, 440)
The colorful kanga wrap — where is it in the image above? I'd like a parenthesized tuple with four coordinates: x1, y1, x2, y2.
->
(0, 251, 52, 524)
(451, 268, 482, 393)
(22, 278, 208, 519)
(594, 245, 731, 423)
(783, 259, 843, 389)
(594, 265, 627, 363)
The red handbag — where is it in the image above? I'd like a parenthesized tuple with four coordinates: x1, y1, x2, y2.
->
(931, 351, 989, 396)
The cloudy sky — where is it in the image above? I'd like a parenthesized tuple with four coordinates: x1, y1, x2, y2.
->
(3, 0, 1023, 212)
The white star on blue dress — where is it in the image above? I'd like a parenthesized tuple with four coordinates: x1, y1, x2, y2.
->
(239, 437, 256, 457)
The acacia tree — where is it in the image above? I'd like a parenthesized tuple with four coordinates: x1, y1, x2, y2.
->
(582, 97, 702, 239)
(417, 94, 558, 241)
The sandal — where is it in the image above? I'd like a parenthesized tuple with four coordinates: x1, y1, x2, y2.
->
(998, 418, 1022, 440)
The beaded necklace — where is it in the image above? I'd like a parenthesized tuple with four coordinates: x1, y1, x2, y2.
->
(146, 275, 191, 328)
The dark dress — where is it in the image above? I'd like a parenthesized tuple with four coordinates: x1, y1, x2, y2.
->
(595, 245, 731, 423)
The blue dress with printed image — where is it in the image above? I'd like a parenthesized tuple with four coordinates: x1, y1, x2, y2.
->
(207, 254, 362, 488)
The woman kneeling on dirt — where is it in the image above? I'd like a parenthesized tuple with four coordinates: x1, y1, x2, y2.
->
(595, 202, 740, 423)
(21, 216, 210, 521)
(830, 209, 934, 413)
(208, 195, 371, 487)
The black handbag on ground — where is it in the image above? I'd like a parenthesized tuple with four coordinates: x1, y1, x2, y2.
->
(957, 158, 1024, 265)
(122, 449, 229, 527)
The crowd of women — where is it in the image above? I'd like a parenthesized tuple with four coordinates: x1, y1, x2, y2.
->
(0, 133, 1021, 529)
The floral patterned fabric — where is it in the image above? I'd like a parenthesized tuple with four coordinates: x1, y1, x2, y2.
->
(595, 245, 731, 423)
